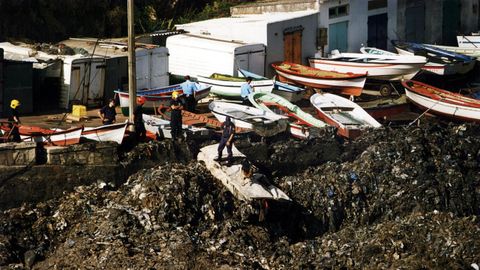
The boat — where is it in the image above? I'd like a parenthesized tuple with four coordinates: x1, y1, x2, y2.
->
(0, 126, 84, 146)
(392, 40, 476, 75)
(239, 69, 306, 102)
(429, 44, 480, 59)
(309, 48, 426, 81)
(355, 94, 410, 119)
(143, 114, 212, 140)
(115, 83, 211, 115)
(197, 143, 290, 202)
(208, 101, 288, 137)
(402, 80, 480, 122)
(310, 93, 382, 139)
(81, 122, 128, 144)
(248, 92, 326, 139)
(271, 62, 367, 96)
(457, 34, 480, 48)
(197, 73, 273, 99)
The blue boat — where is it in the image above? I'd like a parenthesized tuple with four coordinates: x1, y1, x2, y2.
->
(392, 40, 476, 75)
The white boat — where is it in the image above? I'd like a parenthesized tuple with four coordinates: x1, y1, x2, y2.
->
(310, 93, 381, 139)
(429, 44, 480, 59)
(14, 126, 84, 146)
(392, 40, 476, 76)
(402, 80, 480, 122)
(457, 34, 480, 48)
(81, 122, 127, 144)
(197, 143, 290, 202)
(310, 49, 427, 81)
(197, 73, 273, 99)
(208, 101, 288, 137)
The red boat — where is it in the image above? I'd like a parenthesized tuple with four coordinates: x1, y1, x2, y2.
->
(1, 125, 83, 146)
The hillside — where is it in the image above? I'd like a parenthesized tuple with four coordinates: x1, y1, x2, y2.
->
(0, 0, 253, 42)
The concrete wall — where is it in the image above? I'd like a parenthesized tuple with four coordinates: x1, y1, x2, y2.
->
(46, 142, 118, 165)
(231, 0, 319, 15)
(266, 13, 319, 77)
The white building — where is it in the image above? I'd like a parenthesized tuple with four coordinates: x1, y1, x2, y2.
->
(319, 0, 480, 54)
(175, 10, 319, 77)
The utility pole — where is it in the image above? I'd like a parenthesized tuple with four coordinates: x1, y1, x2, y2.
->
(127, 0, 136, 131)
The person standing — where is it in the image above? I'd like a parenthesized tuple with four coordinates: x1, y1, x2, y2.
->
(240, 77, 254, 106)
(98, 99, 117, 125)
(7, 99, 21, 142)
(170, 91, 183, 141)
(215, 116, 235, 165)
(181, 75, 198, 112)
(133, 96, 147, 142)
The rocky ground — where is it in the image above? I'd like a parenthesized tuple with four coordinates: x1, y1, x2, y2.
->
(0, 121, 479, 269)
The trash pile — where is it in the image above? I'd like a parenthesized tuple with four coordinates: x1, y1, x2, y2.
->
(0, 122, 479, 269)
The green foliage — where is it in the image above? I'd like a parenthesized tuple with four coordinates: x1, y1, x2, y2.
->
(0, 0, 255, 42)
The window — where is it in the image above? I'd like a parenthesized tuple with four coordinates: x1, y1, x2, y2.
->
(368, 0, 387, 10)
(329, 4, 349, 19)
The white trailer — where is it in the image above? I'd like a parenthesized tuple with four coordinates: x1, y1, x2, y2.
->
(61, 56, 106, 109)
(167, 34, 266, 78)
(136, 47, 169, 90)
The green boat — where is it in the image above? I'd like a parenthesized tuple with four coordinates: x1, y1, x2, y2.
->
(248, 92, 326, 138)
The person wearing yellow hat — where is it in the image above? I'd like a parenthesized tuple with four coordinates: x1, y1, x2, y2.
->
(7, 99, 21, 142)
(170, 90, 184, 141)
(133, 96, 147, 141)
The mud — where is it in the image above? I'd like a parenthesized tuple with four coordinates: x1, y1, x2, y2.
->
(0, 122, 479, 269)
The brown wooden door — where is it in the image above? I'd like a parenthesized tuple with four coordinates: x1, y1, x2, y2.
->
(284, 30, 302, 63)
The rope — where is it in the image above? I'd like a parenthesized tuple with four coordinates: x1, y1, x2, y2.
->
(406, 97, 445, 128)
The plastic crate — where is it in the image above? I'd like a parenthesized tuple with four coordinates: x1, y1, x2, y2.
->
(72, 105, 87, 117)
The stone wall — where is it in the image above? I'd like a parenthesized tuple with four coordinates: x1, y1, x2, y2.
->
(0, 142, 36, 166)
(46, 142, 118, 165)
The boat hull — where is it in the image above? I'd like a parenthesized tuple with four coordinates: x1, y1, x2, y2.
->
(403, 83, 480, 122)
(17, 126, 83, 146)
(308, 58, 422, 81)
(357, 95, 410, 119)
(82, 122, 127, 144)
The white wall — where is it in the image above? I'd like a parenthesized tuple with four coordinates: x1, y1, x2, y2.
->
(319, 0, 397, 54)
(266, 13, 319, 77)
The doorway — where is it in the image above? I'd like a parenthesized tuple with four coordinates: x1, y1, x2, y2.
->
(368, 13, 388, 50)
(284, 27, 303, 64)
(328, 21, 348, 53)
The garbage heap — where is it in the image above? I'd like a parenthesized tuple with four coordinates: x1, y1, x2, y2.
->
(0, 122, 479, 269)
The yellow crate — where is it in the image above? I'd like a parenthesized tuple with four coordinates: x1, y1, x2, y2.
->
(72, 105, 87, 117)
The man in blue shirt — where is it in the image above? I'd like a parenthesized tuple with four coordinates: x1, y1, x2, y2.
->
(181, 75, 198, 112)
(240, 76, 253, 106)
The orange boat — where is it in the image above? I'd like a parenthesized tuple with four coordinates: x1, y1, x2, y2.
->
(271, 62, 367, 96)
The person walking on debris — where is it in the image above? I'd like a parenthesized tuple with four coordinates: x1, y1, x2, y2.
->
(7, 99, 21, 142)
(170, 91, 183, 141)
(181, 75, 198, 112)
(98, 98, 117, 125)
(134, 96, 147, 142)
(214, 116, 235, 164)
(240, 76, 254, 106)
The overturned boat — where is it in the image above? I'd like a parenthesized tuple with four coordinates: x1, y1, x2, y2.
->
(197, 143, 290, 202)
(209, 101, 288, 137)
